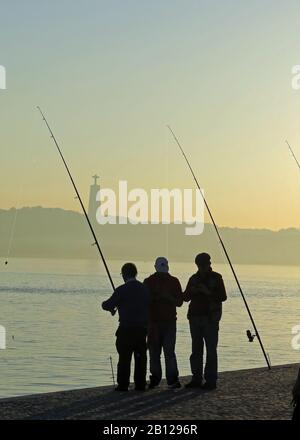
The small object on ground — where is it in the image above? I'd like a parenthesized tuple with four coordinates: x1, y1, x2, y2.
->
(148, 382, 159, 390)
(292, 399, 300, 421)
(292, 367, 300, 421)
(185, 380, 203, 389)
(114, 386, 128, 392)
(201, 382, 217, 391)
(168, 381, 181, 390)
(5, 261, 8, 265)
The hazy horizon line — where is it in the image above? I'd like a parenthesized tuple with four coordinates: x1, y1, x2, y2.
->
(1, 205, 299, 233)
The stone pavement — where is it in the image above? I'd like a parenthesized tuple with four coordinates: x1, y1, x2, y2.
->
(0, 363, 298, 420)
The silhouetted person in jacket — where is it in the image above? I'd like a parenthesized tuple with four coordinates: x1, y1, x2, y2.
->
(184, 253, 227, 390)
(144, 257, 183, 389)
(102, 263, 150, 391)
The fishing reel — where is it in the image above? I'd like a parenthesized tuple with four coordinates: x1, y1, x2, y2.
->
(246, 330, 256, 342)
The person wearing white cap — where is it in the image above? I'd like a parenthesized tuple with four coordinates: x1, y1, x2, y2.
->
(144, 257, 183, 389)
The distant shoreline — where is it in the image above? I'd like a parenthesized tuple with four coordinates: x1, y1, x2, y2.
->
(1, 206, 300, 233)
(1, 207, 299, 266)
(1, 255, 300, 268)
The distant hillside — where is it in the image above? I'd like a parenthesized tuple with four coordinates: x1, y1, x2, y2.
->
(0, 207, 299, 265)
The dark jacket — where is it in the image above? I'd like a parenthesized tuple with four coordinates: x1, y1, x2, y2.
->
(143, 272, 183, 322)
(183, 269, 227, 320)
(102, 279, 150, 328)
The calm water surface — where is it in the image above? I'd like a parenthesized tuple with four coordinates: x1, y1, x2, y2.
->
(0, 258, 299, 398)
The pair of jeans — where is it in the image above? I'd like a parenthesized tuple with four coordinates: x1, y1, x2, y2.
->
(148, 321, 179, 386)
(115, 326, 147, 389)
(189, 315, 220, 384)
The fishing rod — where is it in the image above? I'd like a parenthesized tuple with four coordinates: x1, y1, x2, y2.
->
(167, 125, 271, 370)
(109, 356, 116, 387)
(4, 185, 23, 266)
(286, 140, 300, 170)
(37, 106, 115, 291)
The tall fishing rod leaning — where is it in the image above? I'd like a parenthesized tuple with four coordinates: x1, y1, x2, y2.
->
(167, 125, 271, 370)
(286, 140, 300, 170)
(37, 106, 115, 292)
(109, 356, 116, 387)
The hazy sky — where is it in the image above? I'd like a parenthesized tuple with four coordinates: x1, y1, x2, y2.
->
(0, 0, 300, 230)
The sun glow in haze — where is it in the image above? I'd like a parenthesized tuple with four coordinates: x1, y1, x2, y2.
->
(0, 0, 299, 230)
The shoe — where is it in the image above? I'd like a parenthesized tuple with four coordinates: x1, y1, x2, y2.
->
(201, 382, 217, 390)
(115, 386, 128, 392)
(168, 381, 181, 389)
(185, 380, 203, 389)
(148, 383, 158, 389)
(135, 386, 146, 391)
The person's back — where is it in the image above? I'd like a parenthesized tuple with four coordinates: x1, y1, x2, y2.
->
(108, 279, 149, 328)
(144, 257, 183, 389)
(144, 271, 183, 322)
(102, 263, 150, 392)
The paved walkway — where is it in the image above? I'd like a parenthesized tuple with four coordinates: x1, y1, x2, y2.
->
(0, 363, 298, 420)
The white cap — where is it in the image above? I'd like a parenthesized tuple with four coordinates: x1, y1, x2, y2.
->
(155, 257, 169, 273)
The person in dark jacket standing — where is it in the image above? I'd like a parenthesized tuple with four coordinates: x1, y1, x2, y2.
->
(102, 263, 150, 392)
(184, 253, 227, 390)
(144, 257, 183, 389)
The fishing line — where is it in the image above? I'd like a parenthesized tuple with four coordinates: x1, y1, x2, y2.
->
(37, 106, 115, 292)
(286, 140, 300, 171)
(109, 355, 116, 387)
(167, 125, 271, 370)
(165, 129, 169, 258)
(5, 182, 24, 265)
